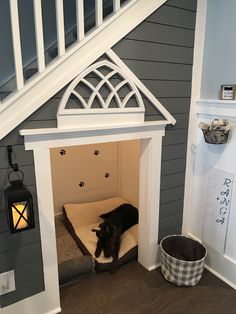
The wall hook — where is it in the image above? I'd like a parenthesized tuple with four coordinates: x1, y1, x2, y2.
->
(7, 146, 19, 172)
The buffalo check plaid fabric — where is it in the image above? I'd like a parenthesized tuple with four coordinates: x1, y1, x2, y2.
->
(160, 236, 207, 286)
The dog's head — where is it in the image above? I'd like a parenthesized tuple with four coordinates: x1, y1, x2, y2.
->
(92, 222, 118, 258)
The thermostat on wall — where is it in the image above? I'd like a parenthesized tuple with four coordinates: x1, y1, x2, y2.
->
(221, 85, 236, 100)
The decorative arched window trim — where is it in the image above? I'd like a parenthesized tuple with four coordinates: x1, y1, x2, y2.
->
(57, 49, 176, 129)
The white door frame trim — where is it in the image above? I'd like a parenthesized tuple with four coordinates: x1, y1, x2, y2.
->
(17, 122, 165, 313)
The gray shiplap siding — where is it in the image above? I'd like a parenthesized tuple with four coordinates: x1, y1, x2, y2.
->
(0, 97, 60, 308)
(166, 0, 197, 11)
(0, 0, 196, 307)
(114, 0, 196, 239)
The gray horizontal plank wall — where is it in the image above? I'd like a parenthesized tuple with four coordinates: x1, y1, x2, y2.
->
(114, 0, 197, 239)
(0, 0, 196, 307)
(0, 94, 60, 308)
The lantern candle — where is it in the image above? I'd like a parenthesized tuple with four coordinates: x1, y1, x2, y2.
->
(5, 176, 35, 233)
(12, 202, 28, 229)
(5, 148, 35, 233)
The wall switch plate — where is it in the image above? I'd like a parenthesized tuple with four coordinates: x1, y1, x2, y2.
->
(0, 270, 15, 295)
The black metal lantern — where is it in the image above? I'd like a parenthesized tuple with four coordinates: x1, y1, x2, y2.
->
(5, 170, 35, 233)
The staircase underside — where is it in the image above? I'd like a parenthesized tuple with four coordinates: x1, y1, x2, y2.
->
(0, 0, 167, 141)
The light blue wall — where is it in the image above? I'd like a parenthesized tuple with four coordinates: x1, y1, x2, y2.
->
(201, 0, 236, 99)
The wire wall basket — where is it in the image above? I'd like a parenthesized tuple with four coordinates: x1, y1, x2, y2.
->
(199, 119, 230, 144)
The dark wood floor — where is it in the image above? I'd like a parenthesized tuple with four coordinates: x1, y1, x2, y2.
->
(60, 260, 236, 314)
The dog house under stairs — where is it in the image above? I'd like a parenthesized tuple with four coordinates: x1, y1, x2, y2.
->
(19, 48, 175, 313)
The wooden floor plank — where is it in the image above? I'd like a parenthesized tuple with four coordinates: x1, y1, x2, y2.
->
(60, 260, 236, 314)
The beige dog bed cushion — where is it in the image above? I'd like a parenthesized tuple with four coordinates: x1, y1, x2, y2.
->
(63, 197, 138, 272)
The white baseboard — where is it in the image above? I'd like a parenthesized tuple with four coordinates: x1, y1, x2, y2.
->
(204, 264, 236, 290)
(186, 233, 236, 290)
(147, 263, 161, 271)
(0, 292, 61, 314)
(46, 307, 62, 314)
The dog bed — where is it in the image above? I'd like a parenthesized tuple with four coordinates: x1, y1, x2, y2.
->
(55, 217, 95, 285)
(63, 197, 138, 272)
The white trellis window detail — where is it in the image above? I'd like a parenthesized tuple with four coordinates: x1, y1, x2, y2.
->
(57, 60, 145, 128)
(57, 49, 176, 128)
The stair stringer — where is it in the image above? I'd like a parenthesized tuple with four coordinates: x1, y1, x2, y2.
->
(0, 0, 167, 141)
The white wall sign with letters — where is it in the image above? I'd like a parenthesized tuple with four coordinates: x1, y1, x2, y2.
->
(203, 167, 234, 255)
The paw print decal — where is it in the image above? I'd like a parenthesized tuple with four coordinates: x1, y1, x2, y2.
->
(79, 181, 85, 188)
(60, 149, 66, 156)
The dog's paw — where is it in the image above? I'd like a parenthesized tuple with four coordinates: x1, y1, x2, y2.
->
(95, 248, 101, 258)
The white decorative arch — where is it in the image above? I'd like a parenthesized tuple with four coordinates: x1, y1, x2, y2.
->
(58, 60, 144, 110)
(57, 60, 145, 128)
(57, 49, 176, 128)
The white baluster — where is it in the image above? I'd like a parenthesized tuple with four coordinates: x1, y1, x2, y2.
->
(96, 0, 103, 27)
(9, 0, 24, 90)
(33, 0, 45, 73)
(55, 0, 65, 57)
(113, 0, 120, 12)
(76, 0, 84, 41)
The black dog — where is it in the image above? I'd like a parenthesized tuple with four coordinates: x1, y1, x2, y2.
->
(92, 203, 138, 273)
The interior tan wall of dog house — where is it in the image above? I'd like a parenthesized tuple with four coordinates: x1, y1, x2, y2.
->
(50, 140, 140, 215)
(118, 140, 140, 208)
(0, 0, 197, 308)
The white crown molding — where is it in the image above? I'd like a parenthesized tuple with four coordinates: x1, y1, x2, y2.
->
(197, 98, 236, 118)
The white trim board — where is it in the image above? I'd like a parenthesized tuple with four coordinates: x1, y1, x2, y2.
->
(20, 123, 166, 150)
(20, 120, 167, 136)
(182, 0, 208, 237)
(187, 233, 236, 290)
(197, 99, 236, 118)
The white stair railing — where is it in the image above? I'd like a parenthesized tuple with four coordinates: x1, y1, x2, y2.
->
(76, 0, 85, 42)
(56, 0, 66, 57)
(33, 0, 45, 73)
(1, 0, 133, 107)
(9, 0, 24, 91)
(96, 0, 103, 27)
(114, 0, 121, 12)
(0, 0, 168, 140)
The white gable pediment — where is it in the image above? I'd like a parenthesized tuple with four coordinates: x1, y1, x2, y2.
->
(57, 49, 176, 129)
